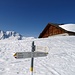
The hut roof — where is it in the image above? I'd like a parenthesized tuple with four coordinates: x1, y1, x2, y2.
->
(38, 23, 65, 38)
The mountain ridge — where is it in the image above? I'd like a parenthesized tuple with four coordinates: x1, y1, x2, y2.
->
(0, 30, 23, 40)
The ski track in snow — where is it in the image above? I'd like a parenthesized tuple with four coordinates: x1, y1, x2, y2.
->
(0, 36, 75, 75)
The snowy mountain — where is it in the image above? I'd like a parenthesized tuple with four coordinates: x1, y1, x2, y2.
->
(0, 36, 75, 75)
(59, 24, 75, 32)
(0, 30, 23, 40)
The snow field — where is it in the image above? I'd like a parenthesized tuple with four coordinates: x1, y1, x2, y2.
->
(0, 36, 75, 75)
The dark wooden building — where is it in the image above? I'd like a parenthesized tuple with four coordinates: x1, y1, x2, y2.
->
(38, 23, 75, 38)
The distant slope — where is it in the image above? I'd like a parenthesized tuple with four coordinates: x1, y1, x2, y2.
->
(0, 36, 75, 75)
(0, 30, 23, 40)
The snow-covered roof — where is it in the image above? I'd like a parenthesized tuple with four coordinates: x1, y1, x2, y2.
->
(59, 24, 75, 32)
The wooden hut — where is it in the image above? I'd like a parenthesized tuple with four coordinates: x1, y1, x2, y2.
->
(38, 23, 75, 38)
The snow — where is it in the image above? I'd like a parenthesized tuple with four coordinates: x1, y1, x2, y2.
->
(0, 36, 75, 75)
(59, 24, 75, 32)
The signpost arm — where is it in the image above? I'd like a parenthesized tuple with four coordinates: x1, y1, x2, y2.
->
(30, 41, 35, 75)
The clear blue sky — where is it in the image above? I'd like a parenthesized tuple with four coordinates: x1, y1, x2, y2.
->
(0, 0, 75, 37)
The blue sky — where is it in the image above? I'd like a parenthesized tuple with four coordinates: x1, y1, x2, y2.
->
(0, 0, 75, 37)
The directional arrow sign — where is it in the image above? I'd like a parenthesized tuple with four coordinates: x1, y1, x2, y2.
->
(14, 52, 48, 59)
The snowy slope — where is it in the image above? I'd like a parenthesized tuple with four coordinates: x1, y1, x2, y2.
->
(59, 24, 75, 32)
(0, 36, 75, 75)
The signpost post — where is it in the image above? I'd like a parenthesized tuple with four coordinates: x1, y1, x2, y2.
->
(14, 41, 48, 75)
(30, 41, 35, 75)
